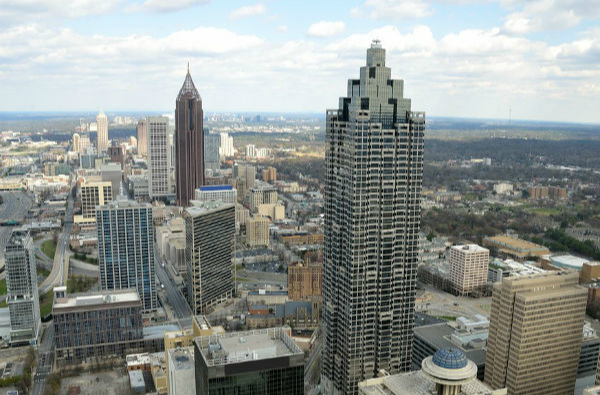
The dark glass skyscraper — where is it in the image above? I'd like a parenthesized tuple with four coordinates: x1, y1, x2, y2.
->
(321, 41, 426, 395)
(175, 66, 204, 207)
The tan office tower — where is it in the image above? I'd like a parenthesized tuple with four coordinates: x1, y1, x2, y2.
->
(485, 272, 587, 395)
(96, 110, 108, 153)
(72, 133, 80, 153)
(81, 180, 113, 219)
(449, 244, 489, 296)
(137, 119, 147, 157)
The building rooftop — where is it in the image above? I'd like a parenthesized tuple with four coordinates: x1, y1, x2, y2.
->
(550, 254, 590, 270)
(143, 324, 180, 340)
(196, 327, 302, 367)
(452, 244, 489, 254)
(414, 322, 487, 367)
(53, 289, 140, 311)
(186, 200, 234, 216)
(101, 199, 151, 210)
(168, 347, 194, 371)
(6, 228, 29, 247)
(484, 235, 549, 253)
(198, 185, 233, 192)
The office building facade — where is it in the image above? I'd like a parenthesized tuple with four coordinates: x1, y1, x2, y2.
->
(97, 110, 108, 153)
(184, 201, 235, 315)
(246, 216, 270, 247)
(175, 68, 204, 207)
(322, 41, 426, 395)
(81, 180, 113, 219)
(194, 185, 237, 205)
(485, 272, 587, 395)
(148, 116, 172, 198)
(204, 133, 220, 174)
(449, 244, 490, 296)
(5, 229, 40, 345)
(97, 199, 157, 311)
(137, 119, 148, 157)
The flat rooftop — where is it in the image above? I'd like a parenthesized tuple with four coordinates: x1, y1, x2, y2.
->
(186, 200, 234, 216)
(53, 289, 140, 310)
(485, 235, 549, 253)
(452, 244, 489, 254)
(7, 229, 29, 246)
(198, 185, 234, 191)
(414, 323, 486, 367)
(168, 347, 194, 371)
(196, 327, 302, 367)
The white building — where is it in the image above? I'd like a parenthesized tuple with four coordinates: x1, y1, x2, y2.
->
(96, 110, 108, 153)
(493, 182, 513, 195)
(168, 347, 195, 395)
(219, 132, 234, 157)
(147, 116, 172, 198)
(194, 185, 237, 205)
(449, 244, 490, 296)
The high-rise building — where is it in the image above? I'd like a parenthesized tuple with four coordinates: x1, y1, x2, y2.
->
(80, 180, 113, 219)
(246, 216, 270, 247)
(107, 144, 124, 168)
(218, 132, 234, 157)
(4, 228, 40, 345)
(194, 185, 237, 205)
(204, 133, 220, 174)
(96, 110, 108, 153)
(184, 200, 235, 315)
(322, 41, 426, 395)
(137, 119, 148, 157)
(148, 116, 172, 199)
(168, 347, 195, 395)
(262, 166, 277, 183)
(449, 244, 490, 296)
(97, 199, 157, 311)
(194, 327, 304, 395)
(72, 133, 81, 153)
(101, 163, 123, 200)
(175, 67, 204, 207)
(79, 133, 92, 154)
(485, 272, 587, 395)
(233, 163, 256, 190)
(248, 182, 278, 213)
(288, 260, 322, 301)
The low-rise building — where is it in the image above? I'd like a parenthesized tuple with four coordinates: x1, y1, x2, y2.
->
(482, 234, 549, 261)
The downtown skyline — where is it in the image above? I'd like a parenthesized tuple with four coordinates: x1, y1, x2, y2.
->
(0, 0, 599, 123)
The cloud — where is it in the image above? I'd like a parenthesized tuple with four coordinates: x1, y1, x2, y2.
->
(502, 0, 600, 34)
(277, 25, 288, 33)
(126, 0, 210, 13)
(307, 21, 346, 38)
(229, 3, 266, 20)
(0, 0, 123, 18)
(351, 0, 432, 20)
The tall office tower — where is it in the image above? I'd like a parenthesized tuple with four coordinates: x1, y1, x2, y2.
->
(175, 67, 204, 207)
(80, 180, 113, 219)
(4, 229, 40, 345)
(96, 110, 108, 153)
(322, 41, 426, 395)
(218, 132, 234, 157)
(449, 244, 489, 296)
(485, 272, 587, 395)
(183, 200, 235, 315)
(96, 199, 157, 311)
(233, 163, 256, 190)
(148, 116, 172, 199)
(262, 166, 277, 183)
(204, 133, 221, 174)
(137, 119, 147, 157)
(72, 133, 81, 153)
(79, 133, 92, 154)
(101, 163, 123, 200)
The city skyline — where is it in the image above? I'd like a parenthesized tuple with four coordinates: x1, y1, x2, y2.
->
(0, 0, 599, 123)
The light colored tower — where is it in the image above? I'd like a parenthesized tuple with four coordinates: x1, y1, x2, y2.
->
(96, 110, 108, 153)
(449, 244, 489, 296)
(96, 199, 156, 311)
(147, 116, 172, 199)
(322, 40, 426, 395)
(175, 65, 204, 207)
(72, 133, 80, 153)
(5, 228, 40, 345)
(485, 272, 586, 395)
(137, 119, 147, 157)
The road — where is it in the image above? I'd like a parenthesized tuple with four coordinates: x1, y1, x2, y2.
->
(32, 324, 55, 395)
(154, 247, 192, 329)
(39, 187, 75, 295)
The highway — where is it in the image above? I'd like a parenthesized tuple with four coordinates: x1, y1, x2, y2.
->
(154, 247, 193, 329)
(39, 185, 75, 295)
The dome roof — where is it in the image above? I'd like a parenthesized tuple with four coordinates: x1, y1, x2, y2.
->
(432, 348, 468, 370)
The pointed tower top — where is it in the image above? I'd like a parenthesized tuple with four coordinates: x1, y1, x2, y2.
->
(177, 66, 201, 101)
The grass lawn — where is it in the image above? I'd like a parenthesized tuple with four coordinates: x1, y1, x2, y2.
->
(438, 315, 457, 321)
(0, 278, 6, 296)
(37, 266, 51, 278)
(0, 300, 7, 308)
(525, 207, 562, 216)
(40, 239, 57, 260)
(67, 275, 98, 293)
(39, 289, 54, 317)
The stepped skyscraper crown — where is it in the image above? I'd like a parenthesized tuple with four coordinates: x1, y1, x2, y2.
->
(322, 41, 425, 395)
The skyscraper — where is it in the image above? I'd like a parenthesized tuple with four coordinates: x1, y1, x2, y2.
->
(96, 110, 108, 153)
(72, 133, 80, 153)
(175, 66, 204, 207)
(137, 119, 147, 157)
(97, 199, 157, 311)
(204, 133, 220, 174)
(322, 41, 426, 395)
(5, 229, 40, 345)
(148, 116, 172, 199)
(485, 272, 586, 395)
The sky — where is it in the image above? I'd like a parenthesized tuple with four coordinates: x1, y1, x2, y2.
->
(0, 0, 599, 123)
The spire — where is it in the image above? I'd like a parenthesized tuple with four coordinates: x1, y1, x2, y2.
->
(177, 66, 201, 101)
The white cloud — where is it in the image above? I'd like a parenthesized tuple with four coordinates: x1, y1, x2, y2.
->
(307, 21, 346, 38)
(0, 0, 123, 18)
(229, 3, 266, 20)
(126, 0, 210, 13)
(351, 0, 432, 20)
(277, 25, 288, 33)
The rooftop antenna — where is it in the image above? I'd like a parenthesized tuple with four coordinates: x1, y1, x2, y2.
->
(187, 62, 190, 74)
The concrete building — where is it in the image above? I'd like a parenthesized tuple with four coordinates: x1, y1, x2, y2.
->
(72, 133, 80, 153)
(204, 133, 220, 174)
(175, 68, 204, 207)
(128, 175, 150, 203)
(493, 183, 513, 195)
(246, 216, 270, 247)
(137, 119, 147, 157)
(97, 110, 108, 153)
(4, 229, 40, 345)
(262, 166, 277, 183)
(101, 162, 123, 200)
(288, 260, 322, 301)
(194, 185, 237, 205)
(184, 201, 235, 315)
(485, 272, 587, 395)
(585, 386, 600, 395)
(52, 287, 143, 366)
(322, 41, 426, 395)
(81, 180, 112, 219)
(194, 327, 304, 395)
(233, 163, 256, 195)
(257, 203, 285, 221)
(580, 322, 600, 379)
(168, 347, 195, 395)
(235, 203, 249, 230)
(487, 259, 546, 283)
(359, 348, 506, 395)
(248, 182, 278, 213)
(79, 133, 92, 154)
(218, 132, 234, 157)
(97, 199, 157, 311)
(449, 244, 490, 296)
(482, 235, 549, 261)
(148, 116, 172, 199)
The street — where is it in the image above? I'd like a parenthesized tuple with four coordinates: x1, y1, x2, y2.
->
(154, 247, 193, 329)
(32, 324, 55, 395)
